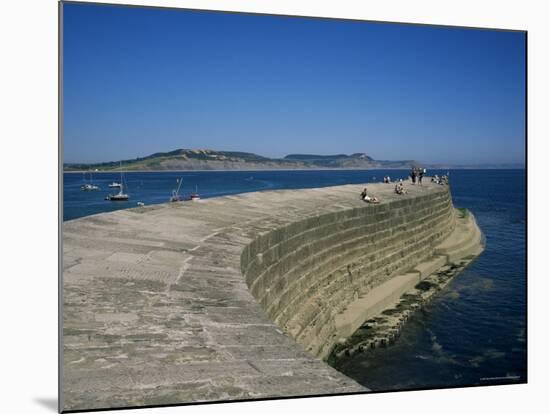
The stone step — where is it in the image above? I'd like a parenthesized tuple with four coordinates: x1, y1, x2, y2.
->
(434, 214, 477, 254)
(413, 254, 449, 280)
(281, 218, 454, 336)
(334, 272, 420, 339)
(266, 213, 453, 324)
(437, 214, 482, 264)
(447, 229, 483, 263)
(331, 208, 484, 348)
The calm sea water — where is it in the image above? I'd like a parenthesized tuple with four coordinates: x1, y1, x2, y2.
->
(63, 169, 415, 221)
(63, 169, 526, 391)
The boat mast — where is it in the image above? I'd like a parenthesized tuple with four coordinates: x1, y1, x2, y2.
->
(176, 178, 183, 196)
(119, 162, 124, 195)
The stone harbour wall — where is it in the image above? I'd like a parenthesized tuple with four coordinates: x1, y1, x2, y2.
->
(62, 180, 468, 411)
(241, 188, 456, 358)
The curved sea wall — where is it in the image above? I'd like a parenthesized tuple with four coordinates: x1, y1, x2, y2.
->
(241, 186, 456, 359)
(62, 180, 479, 411)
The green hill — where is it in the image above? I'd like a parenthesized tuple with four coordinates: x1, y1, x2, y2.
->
(64, 149, 417, 171)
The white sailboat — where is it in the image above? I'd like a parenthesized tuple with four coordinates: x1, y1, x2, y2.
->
(81, 171, 100, 191)
(106, 164, 129, 201)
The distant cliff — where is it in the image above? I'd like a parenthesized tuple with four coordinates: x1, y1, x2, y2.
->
(64, 149, 418, 171)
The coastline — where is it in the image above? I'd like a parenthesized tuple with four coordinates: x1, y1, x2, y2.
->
(63, 167, 526, 173)
(63, 167, 414, 173)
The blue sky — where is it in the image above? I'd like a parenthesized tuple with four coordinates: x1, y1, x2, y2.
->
(63, 3, 526, 165)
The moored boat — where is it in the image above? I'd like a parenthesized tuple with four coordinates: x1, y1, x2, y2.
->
(81, 183, 100, 191)
(106, 164, 129, 201)
(189, 185, 200, 201)
(169, 178, 183, 202)
(106, 192, 129, 201)
(80, 171, 100, 191)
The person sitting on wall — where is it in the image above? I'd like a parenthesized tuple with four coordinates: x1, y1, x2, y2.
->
(395, 180, 406, 195)
(361, 187, 379, 203)
(364, 194, 380, 203)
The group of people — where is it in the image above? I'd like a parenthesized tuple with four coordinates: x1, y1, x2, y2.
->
(410, 167, 426, 185)
(432, 174, 449, 185)
(360, 167, 449, 202)
(361, 177, 408, 202)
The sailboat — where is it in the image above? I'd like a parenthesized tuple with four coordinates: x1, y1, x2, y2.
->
(170, 178, 183, 202)
(189, 185, 200, 201)
(106, 164, 129, 201)
(81, 171, 100, 191)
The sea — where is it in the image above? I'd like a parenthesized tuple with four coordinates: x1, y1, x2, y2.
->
(63, 169, 527, 391)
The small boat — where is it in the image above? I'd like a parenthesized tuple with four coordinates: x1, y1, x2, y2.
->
(108, 182, 122, 188)
(169, 178, 183, 202)
(189, 185, 200, 201)
(107, 192, 129, 201)
(106, 164, 129, 201)
(81, 183, 100, 191)
(137, 202, 145, 207)
(80, 171, 100, 191)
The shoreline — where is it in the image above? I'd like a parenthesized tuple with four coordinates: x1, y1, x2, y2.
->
(63, 167, 414, 173)
(63, 167, 525, 173)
